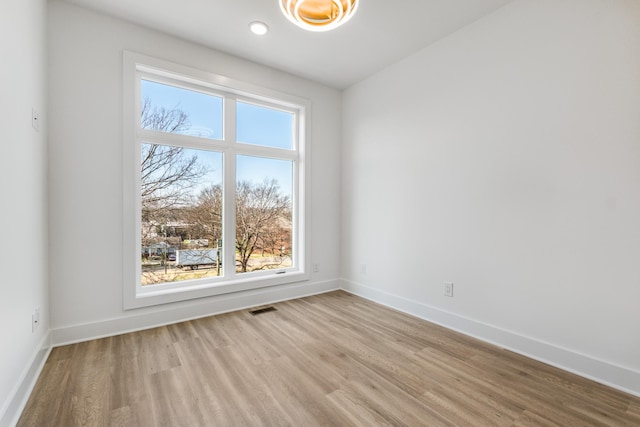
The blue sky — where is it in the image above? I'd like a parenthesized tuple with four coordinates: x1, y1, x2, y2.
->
(142, 79, 223, 139)
(236, 101, 292, 150)
(142, 79, 293, 196)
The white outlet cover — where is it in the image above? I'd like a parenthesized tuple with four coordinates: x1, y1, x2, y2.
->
(32, 108, 40, 131)
(444, 282, 454, 297)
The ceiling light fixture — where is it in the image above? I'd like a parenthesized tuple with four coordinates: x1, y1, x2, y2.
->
(249, 21, 270, 35)
(280, 0, 358, 32)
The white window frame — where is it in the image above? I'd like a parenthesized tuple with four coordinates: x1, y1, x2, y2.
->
(123, 51, 310, 309)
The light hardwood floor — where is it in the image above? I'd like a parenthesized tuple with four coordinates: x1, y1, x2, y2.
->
(18, 291, 640, 426)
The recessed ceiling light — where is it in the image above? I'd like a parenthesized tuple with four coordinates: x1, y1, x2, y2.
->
(249, 21, 269, 36)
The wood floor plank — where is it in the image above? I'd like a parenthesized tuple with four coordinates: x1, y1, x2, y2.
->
(204, 344, 269, 426)
(511, 410, 562, 427)
(339, 372, 450, 426)
(17, 290, 640, 426)
(136, 326, 182, 375)
(145, 366, 206, 427)
(190, 315, 235, 350)
(413, 349, 525, 425)
(627, 400, 640, 419)
(109, 405, 134, 427)
(468, 352, 636, 426)
(17, 357, 70, 425)
(325, 388, 394, 427)
(416, 347, 621, 426)
(421, 385, 515, 427)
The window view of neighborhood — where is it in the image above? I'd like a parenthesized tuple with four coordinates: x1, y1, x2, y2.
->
(140, 79, 294, 286)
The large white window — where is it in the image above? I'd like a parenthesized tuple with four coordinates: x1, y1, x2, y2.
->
(123, 52, 309, 309)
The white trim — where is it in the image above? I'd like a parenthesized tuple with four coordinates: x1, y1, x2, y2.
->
(52, 280, 339, 347)
(123, 50, 311, 310)
(0, 332, 52, 427)
(341, 279, 640, 398)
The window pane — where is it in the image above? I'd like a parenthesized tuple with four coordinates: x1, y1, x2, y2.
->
(141, 79, 223, 140)
(141, 143, 223, 285)
(236, 101, 293, 149)
(236, 155, 293, 273)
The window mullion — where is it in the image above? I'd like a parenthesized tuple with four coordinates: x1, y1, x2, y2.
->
(222, 95, 237, 279)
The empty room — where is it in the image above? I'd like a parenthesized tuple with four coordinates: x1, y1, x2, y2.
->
(2, 0, 640, 425)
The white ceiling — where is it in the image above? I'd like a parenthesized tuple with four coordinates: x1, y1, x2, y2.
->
(62, 0, 513, 89)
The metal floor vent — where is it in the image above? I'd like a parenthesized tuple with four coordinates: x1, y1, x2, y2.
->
(249, 306, 277, 316)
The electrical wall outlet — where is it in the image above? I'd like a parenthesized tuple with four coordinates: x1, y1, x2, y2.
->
(360, 264, 366, 275)
(444, 282, 454, 298)
(32, 108, 40, 131)
(313, 263, 319, 273)
(32, 307, 41, 332)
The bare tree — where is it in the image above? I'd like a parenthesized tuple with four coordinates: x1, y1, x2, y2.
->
(184, 184, 223, 244)
(235, 179, 291, 273)
(260, 219, 292, 257)
(140, 98, 208, 226)
(141, 97, 190, 133)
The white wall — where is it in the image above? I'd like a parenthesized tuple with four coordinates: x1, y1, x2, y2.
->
(0, 0, 49, 424)
(342, 0, 640, 394)
(48, 1, 342, 343)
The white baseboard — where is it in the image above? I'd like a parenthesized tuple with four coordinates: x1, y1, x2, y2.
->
(1, 332, 52, 427)
(341, 279, 640, 398)
(52, 279, 339, 347)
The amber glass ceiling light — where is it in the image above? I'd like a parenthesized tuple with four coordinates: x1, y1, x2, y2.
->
(280, 0, 358, 32)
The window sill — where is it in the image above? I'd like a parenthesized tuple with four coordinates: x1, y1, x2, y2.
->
(124, 269, 309, 310)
